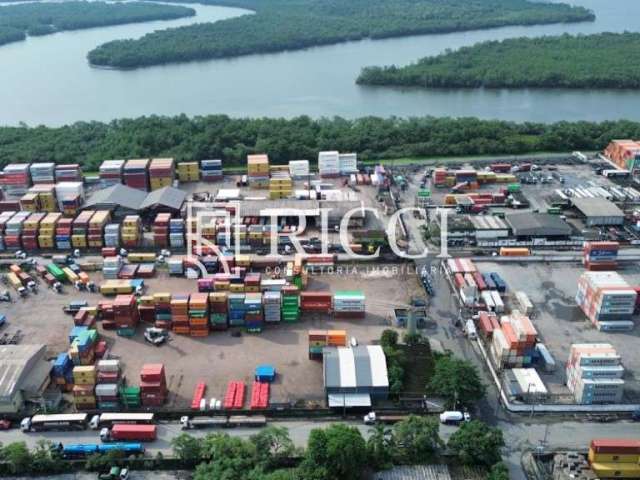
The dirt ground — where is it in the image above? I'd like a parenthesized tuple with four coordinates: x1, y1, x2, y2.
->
(1, 262, 422, 408)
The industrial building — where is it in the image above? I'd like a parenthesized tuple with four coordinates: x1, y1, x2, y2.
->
(505, 212, 573, 239)
(468, 215, 510, 241)
(571, 197, 625, 227)
(0, 345, 52, 413)
(83, 185, 186, 219)
(323, 346, 389, 407)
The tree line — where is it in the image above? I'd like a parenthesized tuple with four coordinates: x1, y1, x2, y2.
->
(358, 32, 640, 89)
(0, 1, 194, 47)
(86, 0, 594, 69)
(2, 114, 639, 171)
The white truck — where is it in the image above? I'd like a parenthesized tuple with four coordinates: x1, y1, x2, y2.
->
(439, 411, 470, 425)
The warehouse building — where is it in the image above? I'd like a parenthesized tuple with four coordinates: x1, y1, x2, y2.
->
(323, 346, 389, 407)
(505, 212, 573, 240)
(0, 345, 52, 413)
(82, 184, 147, 218)
(468, 215, 510, 241)
(571, 197, 625, 227)
(139, 186, 186, 217)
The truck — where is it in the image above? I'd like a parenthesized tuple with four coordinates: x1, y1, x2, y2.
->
(464, 319, 478, 340)
(100, 424, 157, 442)
(21, 413, 88, 432)
(439, 411, 470, 425)
(363, 412, 408, 425)
(180, 416, 228, 430)
(59, 443, 144, 459)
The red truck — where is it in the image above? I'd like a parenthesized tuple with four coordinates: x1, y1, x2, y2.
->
(100, 424, 157, 442)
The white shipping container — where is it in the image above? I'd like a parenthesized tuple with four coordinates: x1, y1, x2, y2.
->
(515, 291, 533, 314)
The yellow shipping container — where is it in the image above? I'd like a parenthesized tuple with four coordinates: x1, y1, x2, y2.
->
(71, 235, 87, 248)
(154, 292, 172, 303)
(589, 451, 640, 464)
(591, 462, 640, 478)
(128, 253, 156, 263)
(62, 267, 79, 283)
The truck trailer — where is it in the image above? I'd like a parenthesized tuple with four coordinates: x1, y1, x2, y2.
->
(100, 424, 157, 442)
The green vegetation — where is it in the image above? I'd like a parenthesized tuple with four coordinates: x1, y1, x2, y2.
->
(0, 1, 194, 47)
(86, 0, 594, 69)
(4, 114, 640, 171)
(428, 356, 486, 409)
(0, 440, 69, 476)
(447, 421, 505, 467)
(358, 33, 640, 89)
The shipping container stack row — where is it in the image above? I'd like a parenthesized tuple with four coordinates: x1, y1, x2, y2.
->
(582, 241, 619, 271)
(333, 291, 365, 318)
(137, 296, 155, 324)
(200, 159, 222, 181)
(140, 363, 168, 407)
(153, 213, 171, 248)
(121, 215, 142, 248)
(73, 365, 97, 410)
(177, 162, 200, 183)
(104, 223, 120, 248)
(121, 386, 141, 409)
(566, 344, 625, 405)
(96, 359, 121, 410)
(1, 163, 31, 197)
(282, 286, 300, 322)
(88, 210, 111, 248)
(308, 329, 347, 360)
(247, 154, 270, 189)
(124, 159, 150, 191)
(189, 293, 210, 337)
(171, 294, 190, 334)
(55, 164, 82, 182)
(20, 212, 45, 250)
(209, 292, 227, 331)
(603, 139, 640, 171)
(223, 381, 245, 409)
(576, 271, 637, 332)
(288, 160, 309, 179)
(432, 166, 517, 188)
(149, 158, 175, 190)
(29, 162, 55, 184)
(52, 352, 75, 392)
(318, 151, 340, 178)
(490, 310, 538, 369)
(170, 218, 185, 249)
(113, 294, 140, 337)
(269, 171, 293, 199)
(250, 381, 269, 410)
(99, 160, 125, 188)
(56, 182, 84, 216)
(153, 292, 172, 330)
(588, 439, 640, 479)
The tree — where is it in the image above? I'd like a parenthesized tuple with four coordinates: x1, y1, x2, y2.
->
(367, 423, 394, 471)
(447, 421, 505, 467)
(1, 441, 31, 475)
(380, 329, 399, 349)
(392, 415, 443, 464)
(195, 433, 260, 480)
(487, 462, 509, 480)
(428, 356, 485, 409)
(31, 439, 65, 474)
(403, 332, 427, 347)
(250, 426, 295, 468)
(85, 450, 125, 472)
(171, 433, 203, 465)
(300, 424, 368, 480)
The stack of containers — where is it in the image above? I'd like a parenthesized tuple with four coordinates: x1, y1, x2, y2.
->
(19, 192, 40, 212)
(102, 256, 123, 279)
(338, 153, 357, 175)
(149, 158, 175, 190)
(28, 184, 57, 212)
(583, 241, 619, 271)
(153, 213, 171, 247)
(140, 364, 168, 407)
(72, 365, 97, 410)
(88, 210, 110, 248)
(51, 353, 74, 392)
(269, 171, 293, 199)
(72, 210, 94, 248)
(318, 151, 340, 178)
(5, 211, 30, 250)
(0, 211, 16, 250)
(1, 164, 31, 197)
(55, 182, 84, 215)
(200, 159, 223, 181)
(288, 160, 309, 179)
(168, 258, 184, 275)
(263, 291, 281, 323)
(120, 386, 141, 408)
(188, 293, 210, 337)
(104, 223, 120, 248)
(29, 163, 55, 183)
(121, 215, 142, 248)
(177, 162, 200, 182)
(113, 294, 139, 336)
(333, 291, 365, 318)
(432, 168, 447, 187)
(171, 293, 190, 334)
(490, 310, 537, 368)
(566, 343, 625, 404)
(308, 330, 346, 360)
(137, 296, 156, 323)
(154, 292, 172, 329)
(96, 359, 121, 410)
(228, 293, 246, 327)
(123, 159, 150, 191)
(244, 293, 263, 332)
(575, 271, 637, 331)
(588, 439, 640, 479)
(21, 212, 45, 250)
(55, 217, 73, 249)
(281, 286, 300, 322)
(301, 291, 332, 313)
(169, 218, 185, 248)
(209, 292, 228, 330)
(99, 160, 125, 187)
(247, 154, 270, 189)
(55, 164, 82, 182)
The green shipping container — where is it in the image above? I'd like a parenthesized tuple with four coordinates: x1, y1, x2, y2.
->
(117, 328, 136, 337)
(46, 263, 66, 282)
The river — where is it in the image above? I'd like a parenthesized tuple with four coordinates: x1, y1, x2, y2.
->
(1, 0, 639, 126)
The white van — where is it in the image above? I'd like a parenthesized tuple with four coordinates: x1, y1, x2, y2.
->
(439, 411, 471, 425)
(465, 319, 477, 340)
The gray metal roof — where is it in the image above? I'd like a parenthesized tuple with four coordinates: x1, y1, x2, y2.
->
(83, 184, 147, 211)
(469, 215, 509, 231)
(0, 345, 47, 401)
(376, 465, 452, 480)
(506, 212, 572, 237)
(572, 197, 624, 219)
(323, 346, 388, 389)
(140, 186, 186, 211)
(241, 200, 320, 217)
